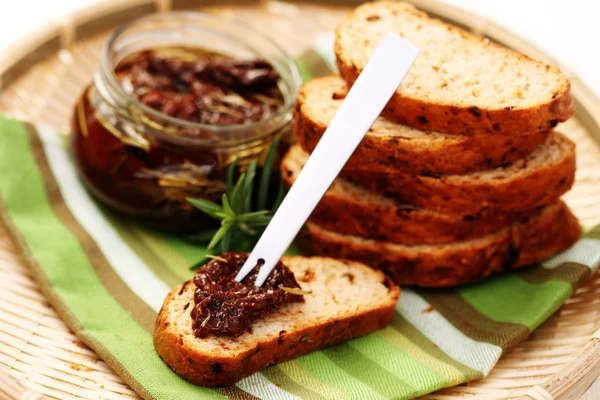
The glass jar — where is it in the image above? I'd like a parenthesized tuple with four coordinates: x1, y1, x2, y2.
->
(71, 12, 301, 232)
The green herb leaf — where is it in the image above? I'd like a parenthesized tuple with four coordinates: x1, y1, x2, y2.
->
(258, 136, 281, 210)
(243, 158, 258, 213)
(230, 228, 252, 251)
(207, 222, 233, 252)
(273, 175, 286, 212)
(245, 215, 273, 227)
(238, 222, 258, 236)
(220, 227, 233, 253)
(187, 197, 226, 219)
(226, 157, 238, 198)
(234, 210, 270, 222)
(222, 193, 234, 216)
(186, 140, 289, 270)
(230, 172, 246, 214)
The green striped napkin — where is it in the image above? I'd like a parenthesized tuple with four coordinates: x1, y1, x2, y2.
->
(1, 47, 600, 399)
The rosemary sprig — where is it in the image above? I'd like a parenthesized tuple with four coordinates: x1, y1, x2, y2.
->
(187, 136, 284, 269)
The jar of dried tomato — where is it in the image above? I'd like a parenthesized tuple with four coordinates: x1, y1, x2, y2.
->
(72, 13, 301, 232)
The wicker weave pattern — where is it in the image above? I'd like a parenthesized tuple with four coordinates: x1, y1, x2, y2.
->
(0, 1, 600, 399)
(0, 222, 138, 399)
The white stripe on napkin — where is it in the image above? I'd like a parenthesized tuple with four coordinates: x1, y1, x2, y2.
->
(36, 125, 171, 312)
(542, 238, 600, 271)
(237, 374, 302, 400)
(397, 289, 502, 375)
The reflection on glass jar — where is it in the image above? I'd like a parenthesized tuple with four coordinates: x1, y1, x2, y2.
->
(71, 12, 301, 232)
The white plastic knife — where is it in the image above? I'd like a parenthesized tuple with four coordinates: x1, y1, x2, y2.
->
(235, 33, 420, 286)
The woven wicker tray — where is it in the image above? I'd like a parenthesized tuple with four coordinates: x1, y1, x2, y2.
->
(1, 1, 600, 399)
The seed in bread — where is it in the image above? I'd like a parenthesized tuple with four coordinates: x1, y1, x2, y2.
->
(342, 132, 576, 215)
(298, 202, 581, 287)
(295, 75, 549, 175)
(283, 145, 530, 245)
(154, 256, 400, 386)
(335, 1, 574, 136)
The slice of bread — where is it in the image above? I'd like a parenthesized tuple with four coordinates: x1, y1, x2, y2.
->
(298, 202, 581, 287)
(295, 75, 548, 175)
(283, 145, 528, 245)
(335, 1, 574, 136)
(342, 132, 576, 215)
(154, 256, 400, 386)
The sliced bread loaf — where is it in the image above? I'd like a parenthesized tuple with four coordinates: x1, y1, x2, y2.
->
(296, 75, 548, 175)
(283, 145, 527, 245)
(154, 256, 399, 386)
(298, 202, 581, 287)
(342, 132, 576, 215)
(335, 1, 574, 136)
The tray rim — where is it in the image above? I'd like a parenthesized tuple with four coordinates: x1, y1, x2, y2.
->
(0, 1, 599, 399)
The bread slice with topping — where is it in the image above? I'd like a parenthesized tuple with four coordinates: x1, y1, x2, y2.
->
(298, 202, 581, 287)
(335, 1, 574, 136)
(283, 145, 528, 245)
(154, 256, 399, 386)
(342, 132, 576, 215)
(295, 75, 548, 175)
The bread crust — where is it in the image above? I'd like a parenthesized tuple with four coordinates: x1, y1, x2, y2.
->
(338, 60, 574, 137)
(341, 133, 576, 215)
(298, 203, 581, 287)
(335, 1, 575, 137)
(282, 145, 527, 245)
(154, 257, 399, 387)
(295, 77, 549, 175)
(304, 188, 525, 245)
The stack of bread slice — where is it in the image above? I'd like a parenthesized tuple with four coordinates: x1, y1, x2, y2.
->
(287, 1, 581, 287)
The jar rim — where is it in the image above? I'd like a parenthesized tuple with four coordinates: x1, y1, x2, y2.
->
(100, 11, 302, 136)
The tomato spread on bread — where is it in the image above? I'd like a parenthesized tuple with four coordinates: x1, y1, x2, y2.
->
(191, 253, 304, 338)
